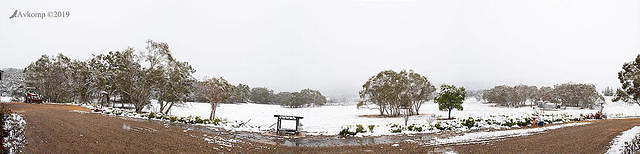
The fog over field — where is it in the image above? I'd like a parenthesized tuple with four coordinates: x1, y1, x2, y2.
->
(1, 0, 639, 97)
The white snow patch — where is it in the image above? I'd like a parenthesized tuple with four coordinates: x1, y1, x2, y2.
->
(606, 126, 640, 154)
(122, 124, 131, 131)
(0, 96, 12, 103)
(429, 122, 591, 146)
(69, 110, 90, 114)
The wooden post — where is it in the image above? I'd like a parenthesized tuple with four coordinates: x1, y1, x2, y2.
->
(295, 119, 300, 132)
(276, 117, 281, 134)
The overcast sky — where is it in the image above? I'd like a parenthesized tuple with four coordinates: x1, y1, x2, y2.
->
(1, 0, 639, 97)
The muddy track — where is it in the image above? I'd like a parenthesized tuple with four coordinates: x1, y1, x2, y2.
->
(8, 103, 274, 153)
(6, 102, 640, 153)
(449, 118, 640, 153)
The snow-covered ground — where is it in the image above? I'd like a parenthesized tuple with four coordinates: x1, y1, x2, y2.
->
(141, 96, 640, 136)
(0, 96, 12, 103)
(606, 126, 640, 154)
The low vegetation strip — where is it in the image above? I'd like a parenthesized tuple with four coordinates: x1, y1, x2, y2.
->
(606, 126, 640, 154)
(427, 122, 591, 146)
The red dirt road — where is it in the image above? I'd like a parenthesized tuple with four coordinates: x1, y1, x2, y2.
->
(7, 102, 640, 153)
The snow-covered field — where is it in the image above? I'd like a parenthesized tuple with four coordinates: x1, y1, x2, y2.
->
(142, 96, 640, 136)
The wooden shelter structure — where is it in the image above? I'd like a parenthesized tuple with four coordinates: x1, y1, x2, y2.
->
(274, 115, 303, 135)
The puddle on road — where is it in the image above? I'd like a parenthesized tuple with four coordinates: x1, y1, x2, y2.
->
(431, 147, 457, 154)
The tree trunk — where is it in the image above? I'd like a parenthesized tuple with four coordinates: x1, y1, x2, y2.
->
(209, 103, 216, 120)
(448, 109, 452, 119)
(164, 102, 174, 115)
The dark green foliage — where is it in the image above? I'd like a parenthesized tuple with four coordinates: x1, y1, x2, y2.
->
(339, 127, 357, 136)
(212, 118, 222, 125)
(148, 112, 156, 119)
(614, 54, 640, 105)
(435, 122, 447, 130)
(516, 118, 532, 127)
(407, 124, 423, 132)
(434, 85, 466, 119)
(391, 128, 402, 133)
(462, 117, 476, 129)
(502, 119, 516, 127)
(195, 116, 204, 124)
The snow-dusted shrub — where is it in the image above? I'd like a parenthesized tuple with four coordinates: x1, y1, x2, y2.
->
(367, 125, 375, 133)
(355, 124, 366, 133)
(3, 114, 26, 153)
(623, 135, 640, 153)
(338, 127, 356, 136)
(461, 117, 476, 129)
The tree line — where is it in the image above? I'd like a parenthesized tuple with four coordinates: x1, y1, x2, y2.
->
(24, 41, 197, 114)
(22, 40, 326, 120)
(482, 83, 604, 108)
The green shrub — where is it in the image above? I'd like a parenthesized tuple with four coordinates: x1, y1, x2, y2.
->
(195, 116, 204, 124)
(462, 117, 476, 129)
(213, 118, 222, 125)
(502, 119, 516, 127)
(148, 112, 156, 119)
(355, 124, 366, 133)
(435, 122, 446, 130)
(414, 126, 423, 132)
(368, 125, 375, 133)
(391, 128, 402, 133)
(407, 124, 423, 132)
(516, 118, 532, 127)
(339, 127, 357, 136)
(169, 116, 177, 122)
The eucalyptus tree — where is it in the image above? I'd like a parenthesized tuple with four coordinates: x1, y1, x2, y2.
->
(24, 54, 73, 103)
(201, 77, 233, 120)
(359, 69, 434, 117)
(406, 70, 436, 115)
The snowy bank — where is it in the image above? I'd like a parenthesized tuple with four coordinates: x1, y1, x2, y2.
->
(3, 114, 26, 154)
(0, 97, 12, 103)
(606, 126, 640, 154)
